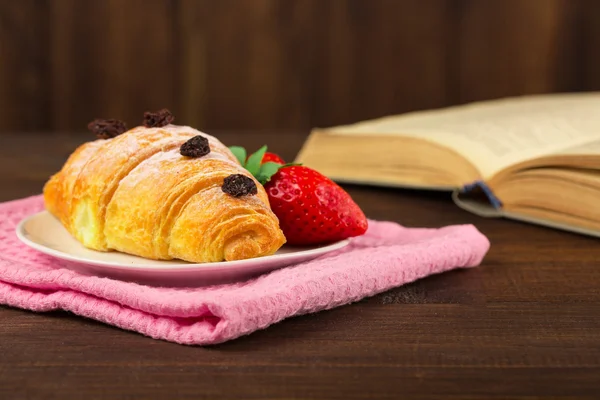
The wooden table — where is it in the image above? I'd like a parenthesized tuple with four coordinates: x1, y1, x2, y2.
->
(1, 131, 599, 399)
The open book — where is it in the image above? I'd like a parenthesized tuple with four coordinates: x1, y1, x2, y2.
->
(294, 92, 600, 237)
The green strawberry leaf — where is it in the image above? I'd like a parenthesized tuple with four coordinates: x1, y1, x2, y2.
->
(256, 161, 284, 185)
(228, 146, 247, 166)
(228, 145, 303, 185)
(245, 145, 267, 176)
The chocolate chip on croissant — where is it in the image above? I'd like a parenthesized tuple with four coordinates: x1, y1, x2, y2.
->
(222, 174, 258, 197)
(87, 119, 127, 139)
(180, 135, 211, 158)
(143, 108, 174, 128)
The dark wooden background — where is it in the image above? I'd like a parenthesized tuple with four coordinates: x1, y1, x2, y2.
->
(1, 0, 600, 134)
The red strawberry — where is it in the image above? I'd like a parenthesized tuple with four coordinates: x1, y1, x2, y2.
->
(261, 152, 285, 165)
(264, 166, 368, 245)
(227, 144, 368, 245)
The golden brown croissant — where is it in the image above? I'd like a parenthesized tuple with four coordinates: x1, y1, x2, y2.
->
(43, 122, 286, 263)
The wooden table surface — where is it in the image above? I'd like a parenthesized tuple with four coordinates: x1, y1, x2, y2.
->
(1, 131, 599, 400)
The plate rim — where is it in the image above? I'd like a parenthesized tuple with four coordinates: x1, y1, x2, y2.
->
(15, 210, 351, 272)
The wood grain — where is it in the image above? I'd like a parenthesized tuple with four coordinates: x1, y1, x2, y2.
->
(312, 0, 454, 127)
(456, 0, 582, 102)
(1, 0, 600, 132)
(177, 0, 321, 130)
(176, 0, 209, 129)
(582, 0, 600, 90)
(0, 131, 599, 399)
(49, 0, 176, 131)
(0, 0, 50, 132)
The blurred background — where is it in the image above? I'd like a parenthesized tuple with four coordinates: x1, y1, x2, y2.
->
(1, 0, 599, 134)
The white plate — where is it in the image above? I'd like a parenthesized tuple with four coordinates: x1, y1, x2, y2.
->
(16, 211, 350, 286)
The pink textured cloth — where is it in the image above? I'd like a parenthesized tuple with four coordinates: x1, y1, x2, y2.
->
(0, 195, 490, 345)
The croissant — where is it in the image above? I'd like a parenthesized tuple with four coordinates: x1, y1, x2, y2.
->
(43, 122, 286, 263)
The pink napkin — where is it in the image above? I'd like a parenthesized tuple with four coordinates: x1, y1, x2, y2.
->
(0, 195, 490, 345)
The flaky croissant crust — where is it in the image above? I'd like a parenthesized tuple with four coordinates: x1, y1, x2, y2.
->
(43, 124, 286, 263)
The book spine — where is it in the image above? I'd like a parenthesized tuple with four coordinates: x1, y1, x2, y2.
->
(461, 180, 503, 209)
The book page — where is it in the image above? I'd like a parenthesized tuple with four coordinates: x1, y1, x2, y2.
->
(326, 93, 600, 179)
(556, 137, 600, 155)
